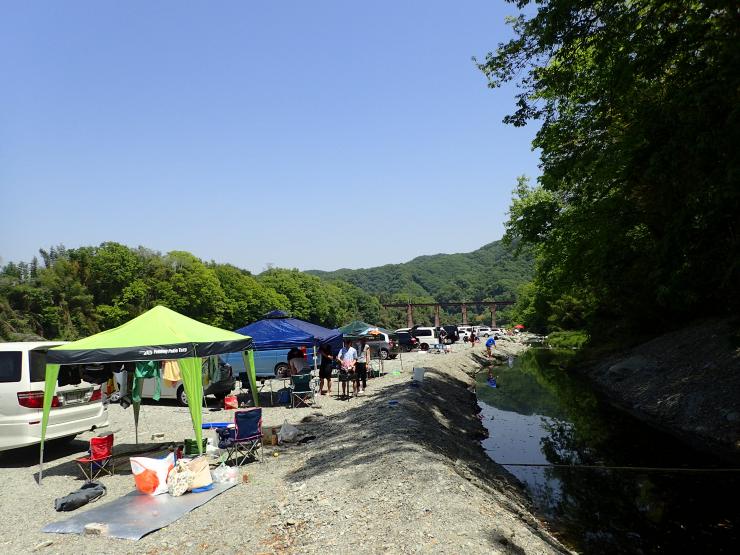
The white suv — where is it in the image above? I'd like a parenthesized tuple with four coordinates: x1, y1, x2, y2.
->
(0, 342, 109, 452)
(477, 326, 493, 337)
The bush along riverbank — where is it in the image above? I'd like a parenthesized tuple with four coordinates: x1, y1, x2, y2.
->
(577, 317, 740, 463)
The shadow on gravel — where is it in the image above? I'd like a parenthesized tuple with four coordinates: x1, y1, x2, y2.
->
(0, 438, 90, 468)
(284, 369, 497, 484)
(4, 440, 175, 483)
(485, 529, 528, 555)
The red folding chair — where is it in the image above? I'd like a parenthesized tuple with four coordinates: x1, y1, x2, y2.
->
(76, 433, 114, 481)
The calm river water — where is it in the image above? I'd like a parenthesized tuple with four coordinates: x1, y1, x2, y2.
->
(476, 348, 739, 554)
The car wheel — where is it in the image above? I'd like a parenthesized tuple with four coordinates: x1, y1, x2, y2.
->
(176, 385, 188, 407)
(275, 363, 289, 378)
(380, 348, 389, 360)
(420, 343, 429, 351)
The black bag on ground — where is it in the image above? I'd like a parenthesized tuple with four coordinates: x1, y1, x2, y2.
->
(54, 481, 107, 512)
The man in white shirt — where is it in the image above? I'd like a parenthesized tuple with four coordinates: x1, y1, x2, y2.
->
(337, 338, 358, 398)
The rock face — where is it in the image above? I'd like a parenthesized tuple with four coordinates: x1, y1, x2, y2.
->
(582, 317, 740, 461)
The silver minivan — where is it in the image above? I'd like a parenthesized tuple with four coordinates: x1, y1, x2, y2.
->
(0, 342, 109, 452)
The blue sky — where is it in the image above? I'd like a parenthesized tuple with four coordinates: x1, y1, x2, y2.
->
(0, 1, 540, 273)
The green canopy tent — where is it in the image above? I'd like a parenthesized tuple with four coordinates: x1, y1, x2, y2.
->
(39, 305, 259, 481)
(337, 320, 375, 337)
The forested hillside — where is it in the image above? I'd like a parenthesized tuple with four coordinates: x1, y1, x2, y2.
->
(1, 240, 534, 341)
(0, 243, 381, 341)
(308, 240, 534, 327)
(309, 240, 533, 303)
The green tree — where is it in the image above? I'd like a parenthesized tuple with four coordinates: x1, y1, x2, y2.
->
(213, 264, 289, 329)
(478, 1, 740, 335)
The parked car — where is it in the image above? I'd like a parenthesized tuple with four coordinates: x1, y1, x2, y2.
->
(411, 326, 438, 350)
(456, 326, 471, 340)
(393, 331, 419, 351)
(363, 332, 398, 360)
(440, 325, 460, 343)
(139, 356, 236, 406)
(477, 326, 493, 337)
(0, 342, 109, 452)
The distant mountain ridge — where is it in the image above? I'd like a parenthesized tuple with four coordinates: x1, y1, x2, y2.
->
(307, 240, 533, 303)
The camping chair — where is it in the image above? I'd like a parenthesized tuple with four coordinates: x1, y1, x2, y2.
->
(76, 433, 114, 481)
(216, 408, 263, 466)
(290, 373, 314, 408)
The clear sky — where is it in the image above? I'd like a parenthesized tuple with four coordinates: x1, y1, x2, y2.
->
(0, 1, 540, 273)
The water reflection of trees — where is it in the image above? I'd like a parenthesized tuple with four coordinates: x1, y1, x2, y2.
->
(481, 349, 666, 553)
(478, 348, 613, 457)
(482, 349, 739, 554)
(542, 466, 660, 554)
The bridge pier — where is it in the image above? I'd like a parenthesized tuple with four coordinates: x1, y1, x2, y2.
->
(434, 305, 440, 328)
(491, 305, 497, 328)
(461, 304, 468, 325)
(406, 304, 414, 329)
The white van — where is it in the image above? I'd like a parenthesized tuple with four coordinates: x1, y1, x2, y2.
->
(411, 327, 438, 350)
(138, 357, 236, 406)
(0, 342, 109, 452)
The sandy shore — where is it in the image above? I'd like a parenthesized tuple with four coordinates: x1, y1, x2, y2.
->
(0, 339, 567, 554)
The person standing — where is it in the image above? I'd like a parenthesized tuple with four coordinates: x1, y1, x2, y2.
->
(469, 331, 477, 348)
(485, 335, 496, 358)
(318, 344, 334, 395)
(356, 338, 371, 395)
(337, 338, 358, 398)
(438, 327, 448, 345)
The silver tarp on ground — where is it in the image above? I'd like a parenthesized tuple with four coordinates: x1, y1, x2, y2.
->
(42, 483, 237, 540)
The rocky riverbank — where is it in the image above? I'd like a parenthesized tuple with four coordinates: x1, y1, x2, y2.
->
(0, 341, 568, 554)
(579, 317, 740, 462)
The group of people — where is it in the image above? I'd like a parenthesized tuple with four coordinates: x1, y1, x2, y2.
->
(317, 338, 372, 398)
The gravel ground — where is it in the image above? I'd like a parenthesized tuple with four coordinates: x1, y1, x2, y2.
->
(0, 339, 567, 554)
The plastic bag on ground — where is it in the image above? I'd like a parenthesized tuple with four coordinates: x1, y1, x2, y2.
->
(212, 463, 239, 484)
(130, 453, 175, 496)
(278, 419, 300, 443)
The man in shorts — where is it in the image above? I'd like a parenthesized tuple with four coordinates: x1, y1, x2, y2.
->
(485, 335, 496, 358)
(337, 338, 357, 399)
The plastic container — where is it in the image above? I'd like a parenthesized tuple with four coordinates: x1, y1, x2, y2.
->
(412, 367, 426, 382)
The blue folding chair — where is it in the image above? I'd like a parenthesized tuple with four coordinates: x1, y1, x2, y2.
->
(216, 408, 263, 466)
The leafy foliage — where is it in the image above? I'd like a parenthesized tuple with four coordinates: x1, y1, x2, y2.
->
(1, 239, 533, 339)
(478, 1, 740, 336)
(0, 243, 381, 340)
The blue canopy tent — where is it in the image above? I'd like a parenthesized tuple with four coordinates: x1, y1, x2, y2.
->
(235, 311, 342, 352)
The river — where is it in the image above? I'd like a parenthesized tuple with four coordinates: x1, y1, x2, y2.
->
(476, 348, 739, 554)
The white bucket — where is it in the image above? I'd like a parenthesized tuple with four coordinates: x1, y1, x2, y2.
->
(412, 367, 426, 382)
